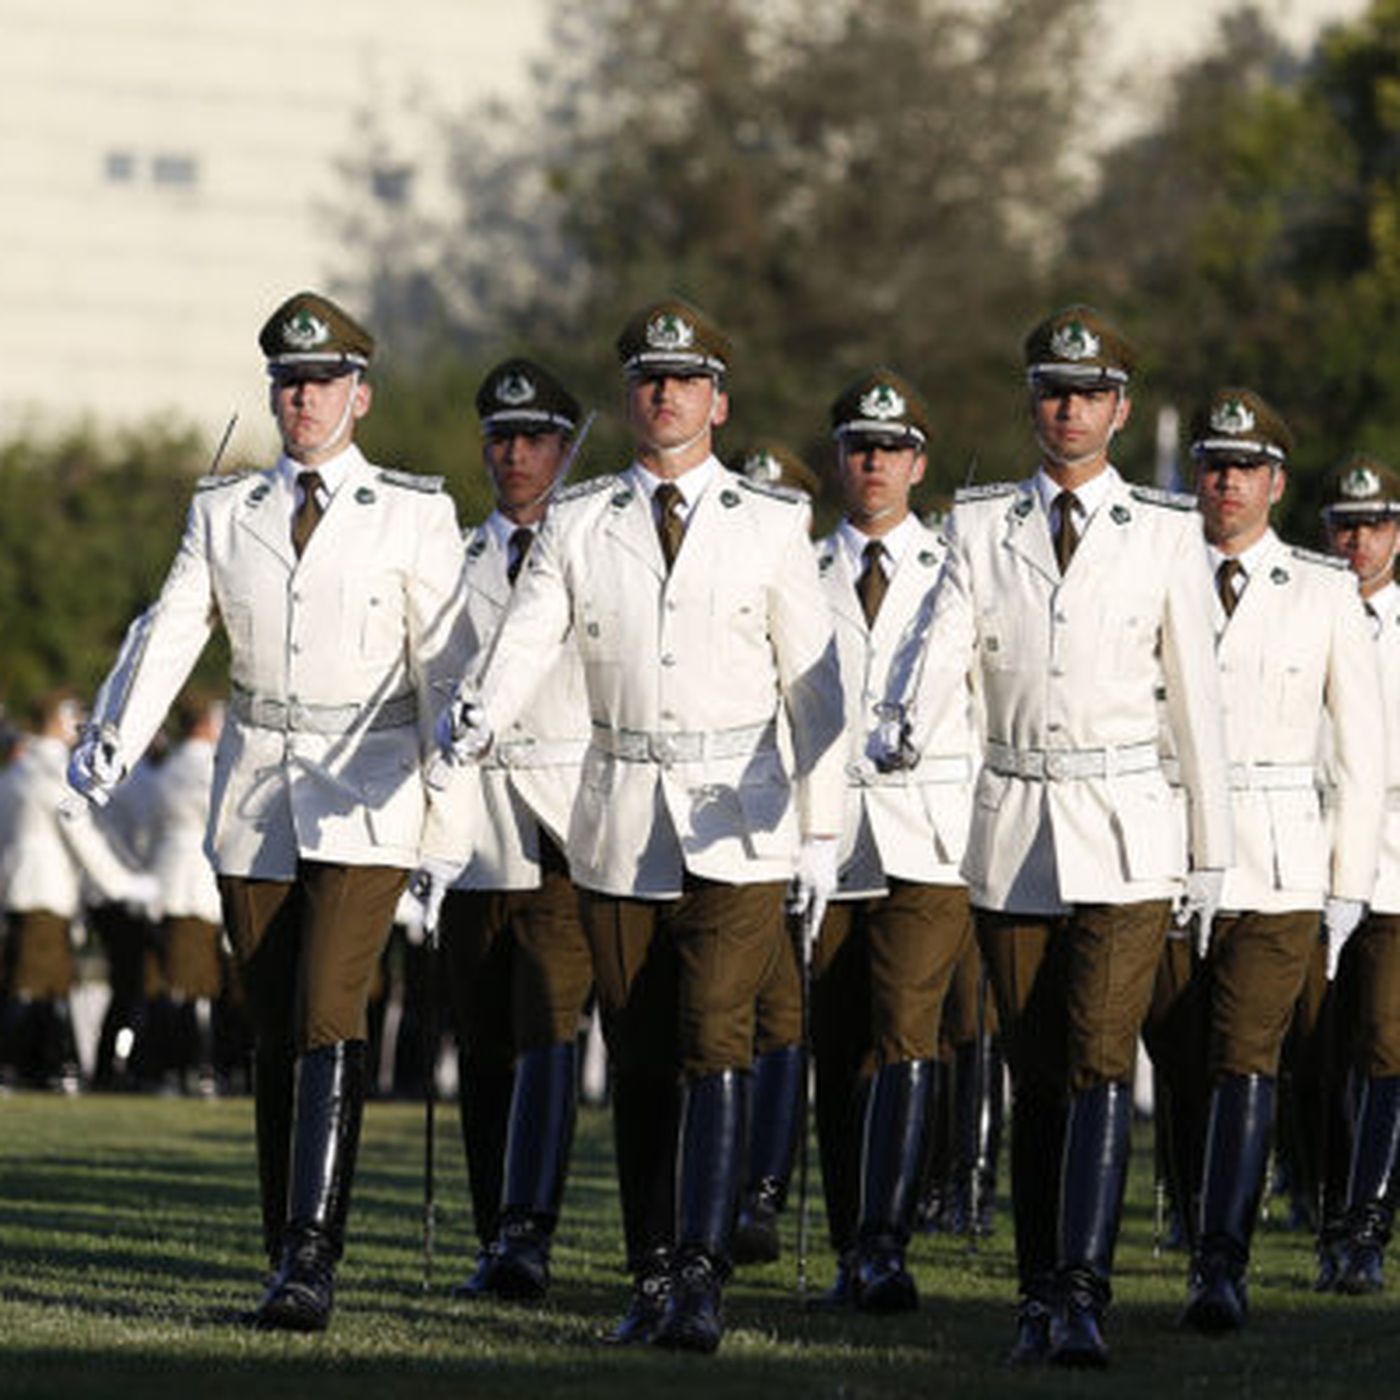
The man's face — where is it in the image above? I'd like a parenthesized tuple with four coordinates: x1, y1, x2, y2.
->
(270, 371, 370, 464)
(837, 437, 925, 529)
(625, 372, 728, 453)
(1029, 382, 1128, 470)
(1196, 457, 1283, 550)
(484, 427, 568, 518)
(1328, 515, 1399, 592)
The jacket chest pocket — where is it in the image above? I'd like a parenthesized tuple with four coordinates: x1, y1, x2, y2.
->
(350, 574, 405, 664)
(977, 608, 1018, 672)
(576, 600, 624, 662)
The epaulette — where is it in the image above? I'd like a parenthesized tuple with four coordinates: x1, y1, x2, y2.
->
(954, 482, 1017, 503)
(1290, 544, 1349, 571)
(377, 469, 444, 493)
(195, 470, 255, 493)
(735, 475, 804, 504)
(553, 474, 619, 504)
(1128, 485, 1197, 512)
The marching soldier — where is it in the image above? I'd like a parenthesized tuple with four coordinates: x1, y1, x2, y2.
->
(899, 307, 1232, 1365)
(728, 441, 821, 1267)
(66, 291, 469, 1330)
(1315, 454, 1400, 1293)
(436, 297, 846, 1352)
(808, 370, 975, 1311)
(1153, 391, 1383, 1334)
(0, 690, 154, 1089)
(434, 358, 594, 1301)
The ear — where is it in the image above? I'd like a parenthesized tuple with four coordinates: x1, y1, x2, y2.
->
(1114, 393, 1132, 431)
(710, 386, 730, 429)
(1269, 467, 1286, 505)
(910, 451, 927, 486)
(351, 379, 373, 420)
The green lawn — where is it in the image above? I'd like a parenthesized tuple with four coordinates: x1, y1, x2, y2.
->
(0, 1092, 1396, 1399)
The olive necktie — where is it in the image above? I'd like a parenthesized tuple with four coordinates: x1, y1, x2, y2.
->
(655, 482, 684, 572)
(856, 540, 888, 625)
(1053, 490, 1080, 574)
(1216, 558, 1244, 617)
(291, 470, 325, 558)
(507, 527, 534, 587)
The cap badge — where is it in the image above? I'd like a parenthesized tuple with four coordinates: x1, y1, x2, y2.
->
(744, 451, 780, 483)
(495, 371, 536, 407)
(282, 310, 330, 351)
(858, 385, 906, 421)
(1341, 465, 1381, 499)
(645, 312, 694, 351)
(1210, 398, 1256, 436)
(1049, 320, 1100, 362)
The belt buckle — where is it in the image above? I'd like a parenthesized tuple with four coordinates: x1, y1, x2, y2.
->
(651, 733, 678, 769)
(1043, 751, 1068, 781)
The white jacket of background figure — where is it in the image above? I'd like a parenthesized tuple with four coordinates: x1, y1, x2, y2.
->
(149, 737, 223, 924)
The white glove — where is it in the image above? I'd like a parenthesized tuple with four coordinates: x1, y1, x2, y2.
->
(786, 836, 839, 955)
(1174, 869, 1225, 959)
(872, 702, 919, 773)
(1324, 897, 1367, 980)
(122, 872, 162, 923)
(411, 856, 465, 934)
(433, 686, 493, 765)
(66, 728, 125, 809)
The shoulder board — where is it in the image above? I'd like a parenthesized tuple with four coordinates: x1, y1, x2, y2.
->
(954, 482, 1017, 503)
(1290, 544, 1349, 571)
(735, 475, 804, 504)
(553, 473, 620, 504)
(1128, 485, 1197, 512)
(377, 468, 443, 493)
(195, 470, 255, 493)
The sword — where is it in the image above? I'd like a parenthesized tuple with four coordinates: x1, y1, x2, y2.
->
(415, 877, 444, 1290)
(795, 896, 818, 1299)
(208, 412, 239, 474)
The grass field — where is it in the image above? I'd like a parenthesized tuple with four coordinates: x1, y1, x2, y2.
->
(1, 1091, 1397, 1399)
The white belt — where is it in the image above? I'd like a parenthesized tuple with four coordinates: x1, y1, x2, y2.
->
(485, 737, 589, 771)
(231, 686, 417, 735)
(985, 739, 1160, 782)
(1224, 761, 1316, 791)
(591, 718, 776, 767)
(847, 754, 973, 788)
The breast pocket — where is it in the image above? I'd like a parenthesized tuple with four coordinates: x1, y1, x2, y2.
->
(977, 608, 1017, 672)
(576, 601, 623, 662)
(352, 574, 405, 664)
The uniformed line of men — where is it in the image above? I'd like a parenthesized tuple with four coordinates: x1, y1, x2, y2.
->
(56, 289, 1400, 1369)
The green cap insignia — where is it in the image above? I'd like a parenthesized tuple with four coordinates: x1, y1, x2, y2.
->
(720, 488, 740, 508)
(1048, 320, 1100, 362)
(1110, 504, 1130, 524)
(1210, 398, 1256, 436)
(282, 310, 331, 351)
(857, 384, 906, 421)
(495, 370, 536, 406)
(355, 487, 375, 504)
(645, 312, 695, 351)
(1341, 465, 1382, 499)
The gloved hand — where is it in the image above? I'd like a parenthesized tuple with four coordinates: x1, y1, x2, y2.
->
(1324, 896, 1367, 980)
(786, 835, 839, 956)
(66, 727, 125, 808)
(1174, 868, 1225, 959)
(434, 686, 493, 765)
(411, 855, 466, 933)
(123, 872, 162, 924)
(872, 701, 919, 774)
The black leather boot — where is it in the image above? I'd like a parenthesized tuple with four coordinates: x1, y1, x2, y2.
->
(914, 1057, 951, 1233)
(855, 1059, 934, 1313)
(481, 1041, 577, 1301)
(733, 1045, 804, 1265)
(253, 1048, 295, 1268)
(1182, 1074, 1274, 1334)
(947, 1039, 1004, 1236)
(1338, 1076, 1400, 1294)
(604, 1071, 681, 1344)
(252, 1041, 368, 1331)
(654, 1069, 749, 1354)
(451, 1054, 514, 1298)
(813, 1063, 869, 1304)
(1048, 1081, 1133, 1368)
(1006, 1080, 1064, 1365)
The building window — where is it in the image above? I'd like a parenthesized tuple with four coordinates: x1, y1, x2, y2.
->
(104, 150, 138, 183)
(152, 154, 200, 188)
